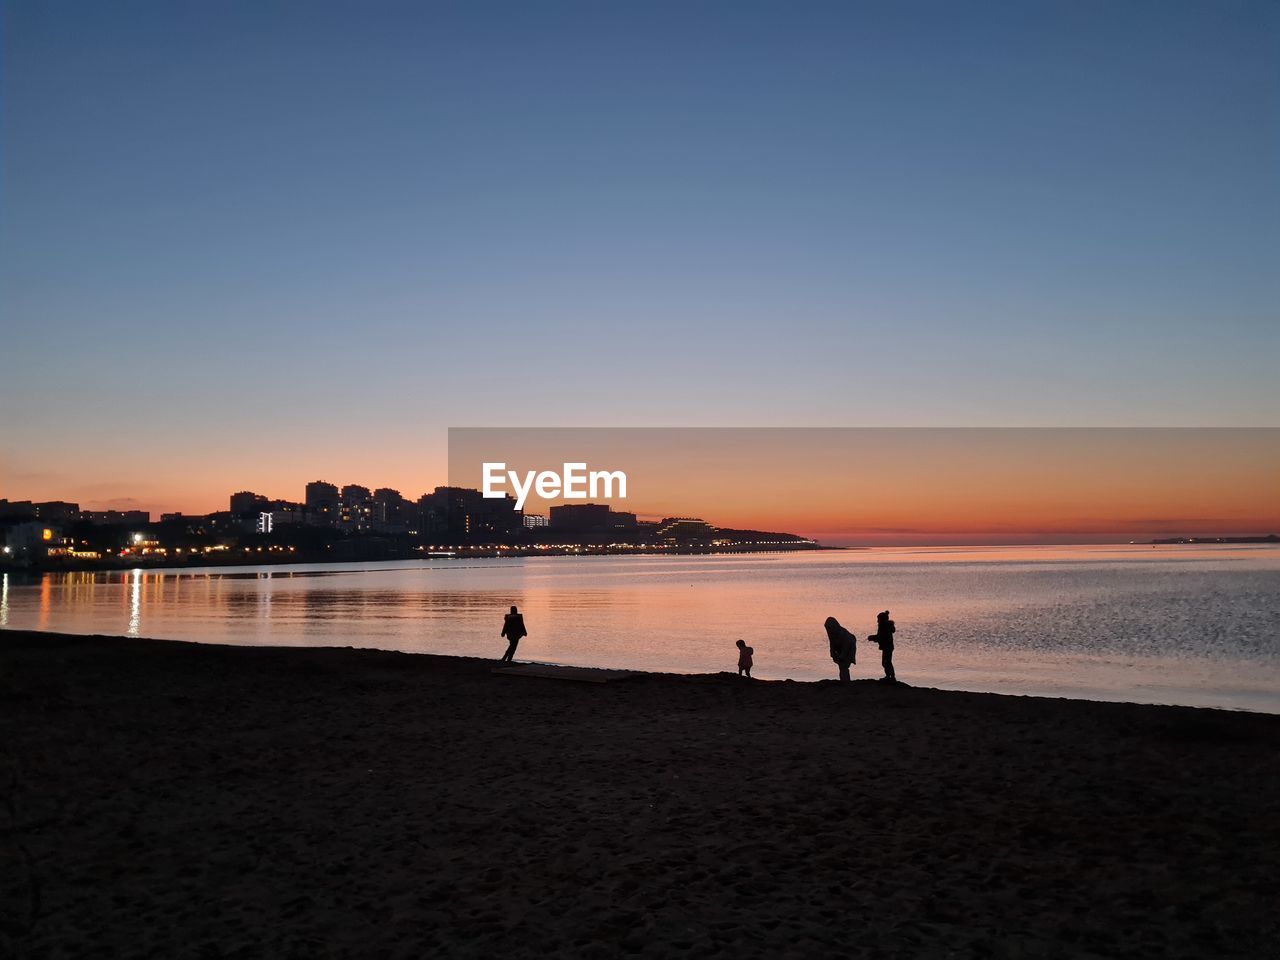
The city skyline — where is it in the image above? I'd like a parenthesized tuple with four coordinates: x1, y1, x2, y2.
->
(6, 423, 1279, 546)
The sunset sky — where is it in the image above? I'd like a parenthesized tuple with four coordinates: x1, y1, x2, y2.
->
(1, 2, 1277, 526)
(449, 428, 1280, 544)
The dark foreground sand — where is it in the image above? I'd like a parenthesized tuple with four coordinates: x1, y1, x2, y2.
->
(2, 631, 1277, 959)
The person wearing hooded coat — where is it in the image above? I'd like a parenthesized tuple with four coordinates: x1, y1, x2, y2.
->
(824, 616, 857, 682)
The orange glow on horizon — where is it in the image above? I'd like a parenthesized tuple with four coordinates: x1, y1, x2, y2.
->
(450, 429, 1280, 545)
(5, 430, 1277, 546)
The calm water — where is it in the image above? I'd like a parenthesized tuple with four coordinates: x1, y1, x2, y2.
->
(3, 545, 1278, 712)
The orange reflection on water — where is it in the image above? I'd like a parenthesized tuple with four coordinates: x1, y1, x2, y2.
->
(5, 546, 1278, 712)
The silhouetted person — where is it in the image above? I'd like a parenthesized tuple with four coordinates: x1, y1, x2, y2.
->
(868, 610, 896, 681)
(824, 616, 856, 682)
(500, 605, 526, 662)
(736, 639, 754, 678)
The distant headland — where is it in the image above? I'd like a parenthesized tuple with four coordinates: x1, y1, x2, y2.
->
(1149, 535, 1279, 544)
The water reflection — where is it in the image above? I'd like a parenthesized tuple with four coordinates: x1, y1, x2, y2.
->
(39, 576, 51, 632)
(2, 547, 1277, 711)
(128, 569, 142, 637)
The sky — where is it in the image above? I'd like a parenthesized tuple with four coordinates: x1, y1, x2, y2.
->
(1, 1, 1277, 518)
(449, 428, 1280, 544)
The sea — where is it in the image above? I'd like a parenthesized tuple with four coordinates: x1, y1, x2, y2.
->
(3, 544, 1277, 713)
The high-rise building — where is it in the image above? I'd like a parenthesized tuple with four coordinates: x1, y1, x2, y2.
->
(79, 510, 150, 526)
(340, 485, 373, 528)
(33, 501, 80, 523)
(372, 488, 407, 525)
(417, 486, 521, 541)
(341, 484, 372, 505)
(230, 491, 268, 515)
(305, 481, 340, 524)
(265, 500, 305, 523)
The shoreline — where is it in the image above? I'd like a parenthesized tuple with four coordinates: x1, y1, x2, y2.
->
(7, 539, 1277, 577)
(3, 627, 1276, 717)
(0, 542, 828, 576)
(3, 628, 1277, 957)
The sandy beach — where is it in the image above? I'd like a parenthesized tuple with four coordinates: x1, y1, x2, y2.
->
(2, 630, 1277, 959)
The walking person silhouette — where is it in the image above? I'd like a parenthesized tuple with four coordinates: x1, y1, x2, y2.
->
(824, 617, 857, 682)
(500, 605, 527, 662)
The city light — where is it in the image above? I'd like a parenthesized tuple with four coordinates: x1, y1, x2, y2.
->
(0, 481, 822, 572)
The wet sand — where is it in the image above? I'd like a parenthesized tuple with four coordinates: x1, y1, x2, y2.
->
(2, 630, 1277, 958)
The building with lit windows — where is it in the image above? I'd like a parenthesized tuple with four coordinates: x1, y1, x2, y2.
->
(372, 488, 407, 524)
(4, 521, 71, 561)
(33, 501, 80, 523)
(79, 510, 150, 526)
(417, 487, 522, 541)
(305, 481, 340, 524)
(654, 518, 716, 541)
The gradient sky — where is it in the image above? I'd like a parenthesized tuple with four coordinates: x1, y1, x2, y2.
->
(1, 1, 1277, 516)
(449, 428, 1280, 544)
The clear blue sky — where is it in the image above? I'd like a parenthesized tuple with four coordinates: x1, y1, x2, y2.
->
(1, 1, 1276, 512)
